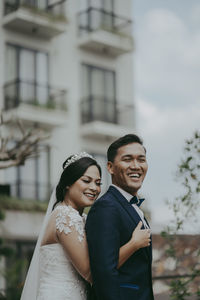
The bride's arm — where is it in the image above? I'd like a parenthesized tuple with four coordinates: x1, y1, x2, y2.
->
(57, 218, 150, 282)
(56, 217, 92, 283)
(118, 221, 151, 268)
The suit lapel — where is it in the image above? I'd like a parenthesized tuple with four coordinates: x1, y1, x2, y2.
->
(109, 186, 142, 226)
(108, 186, 151, 262)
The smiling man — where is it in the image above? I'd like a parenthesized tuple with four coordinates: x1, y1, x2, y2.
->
(86, 134, 154, 300)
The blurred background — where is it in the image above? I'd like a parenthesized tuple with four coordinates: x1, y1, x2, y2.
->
(133, 0, 200, 234)
(0, 0, 199, 299)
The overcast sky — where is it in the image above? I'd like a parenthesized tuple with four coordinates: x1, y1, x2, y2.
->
(132, 0, 200, 233)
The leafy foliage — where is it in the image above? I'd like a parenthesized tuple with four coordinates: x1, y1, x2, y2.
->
(161, 131, 200, 299)
(0, 194, 48, 212)
(0, 256, 25, 300)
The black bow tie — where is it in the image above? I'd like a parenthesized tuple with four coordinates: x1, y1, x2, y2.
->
(130, 196, 145, 207)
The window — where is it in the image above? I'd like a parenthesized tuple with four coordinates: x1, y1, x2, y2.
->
(4, 0, 66, 16)
(80, 0, 113, 11)
(6, 145, 51, 201)
(90, 0, 114, 30)
(79, 0, 114, 34)
(81, 64, 117, 123)
(5, 44, 49, 110)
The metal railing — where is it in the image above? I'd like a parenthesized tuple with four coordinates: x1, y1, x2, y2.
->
(81, 96, 135, 127)
(4, 79, 67, 111)
(78, 7, 133, 37)
(4, 0, 67, 17)
(81, 96, 117, 124)
(10, 180, 51, 202)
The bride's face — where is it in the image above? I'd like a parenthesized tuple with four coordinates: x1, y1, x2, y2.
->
(66, 165, 101, 212)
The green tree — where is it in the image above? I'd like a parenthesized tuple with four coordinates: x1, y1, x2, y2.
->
(161, 131, 200, 299)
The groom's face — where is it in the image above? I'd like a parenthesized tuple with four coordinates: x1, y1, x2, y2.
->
(107, 142, 148, 195)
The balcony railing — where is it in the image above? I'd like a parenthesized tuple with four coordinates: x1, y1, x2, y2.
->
(78, 7, 132, 37)
(10, 180, 51, 202)
(4, 80, 67, 111)
(4, 0, 67, 19)
(81, 96, 134, 127)
(81, 96, 117, 124)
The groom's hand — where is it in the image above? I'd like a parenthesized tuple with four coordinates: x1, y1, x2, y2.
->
(131, 221, 151, 250)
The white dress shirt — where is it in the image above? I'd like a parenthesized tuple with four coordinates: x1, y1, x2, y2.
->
(111, 184, 149, 229)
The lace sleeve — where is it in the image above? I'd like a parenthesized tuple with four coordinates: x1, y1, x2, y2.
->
(55, 205, 86, 242)
(54, 205, 91, 281)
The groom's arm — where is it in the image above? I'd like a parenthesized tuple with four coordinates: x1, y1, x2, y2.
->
(86, 199, 122, 300)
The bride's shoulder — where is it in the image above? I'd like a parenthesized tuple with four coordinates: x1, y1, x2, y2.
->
(54, 204, 71, 213)
(54, 205, 85, 240)
(54, 205, 81, 219)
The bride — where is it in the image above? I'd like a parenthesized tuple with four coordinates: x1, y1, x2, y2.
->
(21, 152, 150, 300)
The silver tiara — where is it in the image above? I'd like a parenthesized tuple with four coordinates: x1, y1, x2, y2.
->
(63, 152, 94, 169)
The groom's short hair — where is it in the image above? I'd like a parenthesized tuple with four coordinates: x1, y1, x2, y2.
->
(107, 133, 145, 162)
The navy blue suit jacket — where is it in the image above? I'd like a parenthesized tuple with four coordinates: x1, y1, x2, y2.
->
(85, 186, 154, 300)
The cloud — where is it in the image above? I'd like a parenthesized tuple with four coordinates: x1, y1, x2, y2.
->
(136, 97, 200, 138)
(190, 3, 200, 27)
(133, 3, 200, 233)
(134, 7, 200, 107)
(135, 96, 200, 232)
(143, 8, 185, 36)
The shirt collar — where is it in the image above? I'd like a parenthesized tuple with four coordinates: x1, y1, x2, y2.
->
(111, 184, 133, 202)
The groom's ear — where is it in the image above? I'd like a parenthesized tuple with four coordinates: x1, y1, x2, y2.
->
(107, 161, 114, 175)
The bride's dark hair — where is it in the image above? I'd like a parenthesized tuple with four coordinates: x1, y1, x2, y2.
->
(53, 156, 101, 210)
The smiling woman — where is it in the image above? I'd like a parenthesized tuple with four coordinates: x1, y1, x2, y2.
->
(53, 153, 102, 213)
(21, 152, 102, 300)
(63, 165, 102, 214)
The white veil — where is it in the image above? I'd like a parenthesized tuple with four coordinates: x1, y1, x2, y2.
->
(20, 188, 56, 300)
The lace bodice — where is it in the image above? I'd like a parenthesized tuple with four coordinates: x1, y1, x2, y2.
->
(37, 244, 87, 300)
(55, 205, 87, 242)
(37, 206, 88, 300)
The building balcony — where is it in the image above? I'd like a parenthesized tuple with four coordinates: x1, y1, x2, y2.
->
(8, 181, 51, 202)
(80, 97, 135, 139)
(77, 7, 133, 56)
(3, 0, 67, 39)
(4, 80, 68, 128)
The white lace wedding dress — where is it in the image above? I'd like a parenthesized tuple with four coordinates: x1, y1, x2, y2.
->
(37, 205, 88, 300)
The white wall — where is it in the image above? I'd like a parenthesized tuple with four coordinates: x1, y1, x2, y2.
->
(0, 0, 135, 240)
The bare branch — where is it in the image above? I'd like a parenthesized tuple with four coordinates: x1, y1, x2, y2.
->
(0, 112, 49, 169)
(16, 119, 26, 136)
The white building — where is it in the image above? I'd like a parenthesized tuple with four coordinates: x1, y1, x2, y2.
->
(0, 0, 135, 293)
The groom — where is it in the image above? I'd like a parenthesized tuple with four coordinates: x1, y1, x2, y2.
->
(86, 134, 154, 300)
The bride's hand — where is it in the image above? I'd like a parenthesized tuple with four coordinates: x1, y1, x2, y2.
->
(130, 221, 151, 250)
